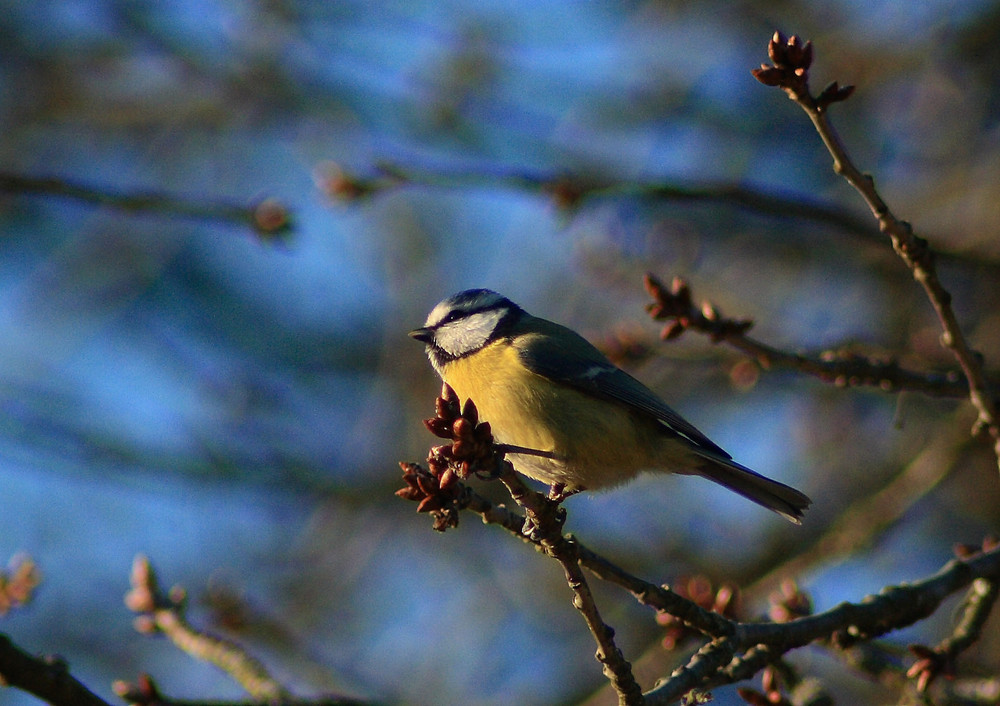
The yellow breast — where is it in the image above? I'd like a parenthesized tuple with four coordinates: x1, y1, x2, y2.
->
(438, 341, 667, 489)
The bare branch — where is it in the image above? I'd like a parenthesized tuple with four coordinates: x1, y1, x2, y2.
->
(907, 538, 1000, 692)
(643, 272, 979, 398)
(0, 172, 292, 241)
(644, 542, 1000, 703)
(754, 30, 1000, 466)
(124, 555, 290, 702)
(401, 388, 1000, 703)
(112, 672, 371, 706)
(399, 386, 645, 704)
(0, 633, 111, 706)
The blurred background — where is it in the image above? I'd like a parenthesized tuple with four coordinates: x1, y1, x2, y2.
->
(1, 1, 999, 704)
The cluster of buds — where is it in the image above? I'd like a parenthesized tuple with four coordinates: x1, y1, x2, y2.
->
(124, 554, 186, 635)
(656, 575, 740, 650)
(113, 673, 164, 706)
(422, 384, 498, 479)
(396, 384, 499, 531)
(906, 643, 955, 694)
(768, 578, 813, 623)
(752, 31, 854, 109)
(644, 272, 753, 343)
(752, 31, 812, 88)
(0, 554, 40, 616)
(953, 535, 999, 559)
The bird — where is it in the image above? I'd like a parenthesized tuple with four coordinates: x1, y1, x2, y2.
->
(409, 289, 810, 523)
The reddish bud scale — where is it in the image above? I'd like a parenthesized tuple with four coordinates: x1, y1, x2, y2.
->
(438, 468, 458, 489)
(461, 399, 479, 425)
(424, 417, 453, 438)
(417, 496, 443, 513)
(452, 417, 472, 439)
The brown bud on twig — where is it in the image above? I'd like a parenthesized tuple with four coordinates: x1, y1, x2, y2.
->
(250, 198, 292, 240)
(907, 644, 955, 693)
(312, 161, 379, 201)
(113, 673, 163, 705)
(816, 81, 856, 110)
(397, 385, 503, 531)
(953, 535, 999, 559)
(752, 31, 814, 94)
(751, 65, 787, 87)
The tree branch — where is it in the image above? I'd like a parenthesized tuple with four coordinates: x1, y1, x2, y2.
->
(0, 172, 292, 240)
(753, 31, 1000, 467)
(643, 272, 981, 398)
(399, 385, 645, 704)
(0, 633, 112, 706)
(400, 387, 1000, 703)
(124, 555, 290, 702)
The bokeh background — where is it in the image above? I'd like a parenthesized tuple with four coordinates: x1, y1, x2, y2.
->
(2, 1, 1000, 704)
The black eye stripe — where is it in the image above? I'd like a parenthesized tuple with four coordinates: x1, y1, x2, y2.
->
(437, 304, 502, 327)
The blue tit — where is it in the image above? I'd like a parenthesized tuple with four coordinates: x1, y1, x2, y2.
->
(410, 289, 810, 523)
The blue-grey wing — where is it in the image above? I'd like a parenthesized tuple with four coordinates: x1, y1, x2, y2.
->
(514, 321, 730, 458)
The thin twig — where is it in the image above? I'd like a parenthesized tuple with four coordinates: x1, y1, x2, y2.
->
(747, 429, 970, 592)
(497, 465, 646, 706)
(645, 543, 1000, 703)
(113, 672, 371, 706)
(907, 538, 1000, 693)
(0, 172, 292, 239)
(124, 555, 290, 702)
(403, 462, 1000, 702)
(643, 272, 977, 398)
(753, 31, 1000, 467)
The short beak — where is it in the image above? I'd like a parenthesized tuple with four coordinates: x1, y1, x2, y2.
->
(409, 327, 433, 343)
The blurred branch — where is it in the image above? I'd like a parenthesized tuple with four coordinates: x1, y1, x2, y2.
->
(749, 429, 969, 592)
(317, 160, 862, 230)
(315, 160, 911, 250)
(643, 272, 982, 398)
(753, 31, 1000, 467)
(315, 160, 1000, 270)
(122, 556, 373, 706)
(0, 633, 111, 706)
(125, 555, 290, 702)
(401, 387, 1000, 703)
(113, 672, 370, 706)
(0, 172, 292, 240)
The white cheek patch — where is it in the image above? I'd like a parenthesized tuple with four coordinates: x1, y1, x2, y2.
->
(434, 308, 507, 357)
